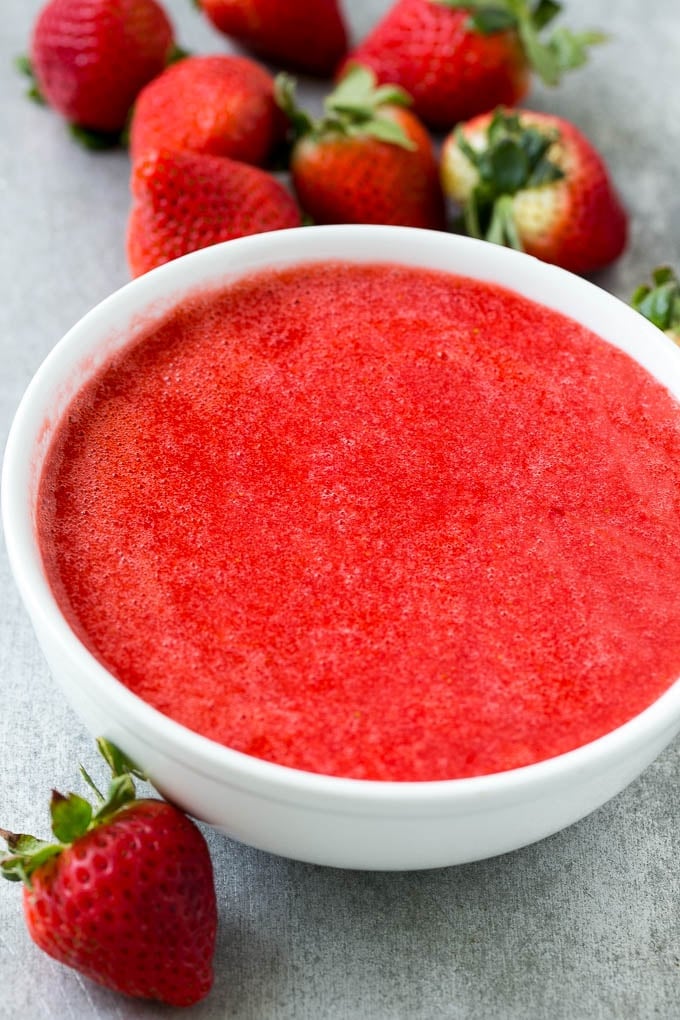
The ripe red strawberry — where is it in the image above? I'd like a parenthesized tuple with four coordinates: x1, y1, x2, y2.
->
(30, 0, 175, 135)
(197, 0, 348, 77)
(0, 739, 217, 1007)
(127, 148, 301, 276)
(277, 66, 445, 230)
(344, 0, 604, 129)
(632, 267, 680, 345)
(440, 108, 628, 274)
(130, 54, 282, 165)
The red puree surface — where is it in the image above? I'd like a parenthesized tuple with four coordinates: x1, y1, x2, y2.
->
(39, 262, 680, 781)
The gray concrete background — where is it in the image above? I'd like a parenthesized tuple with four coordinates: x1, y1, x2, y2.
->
(1, 1, 679, 1017)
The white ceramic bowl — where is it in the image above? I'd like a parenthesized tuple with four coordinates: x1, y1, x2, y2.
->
(4, 225, 680, 871)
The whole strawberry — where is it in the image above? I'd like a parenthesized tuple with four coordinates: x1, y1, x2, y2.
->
(440, 107, 627, 274)
(632, 267, 680, 345)
(1, 739, 217, 1007)
(127, 148, 301, 276)
(130, 54, 282, 165)
(277, 66, 445, 230)
(30, 0, 175, 135)
(197, 0, 348, 77)
(344, 0, 604, 130)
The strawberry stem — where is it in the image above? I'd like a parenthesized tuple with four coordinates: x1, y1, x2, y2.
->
(438, 0, 605, 85)
(487, 194, 522, 249)
(455, 108, 563, 251)
(1, 739, 147, 886)
(276, 66, 416, 151)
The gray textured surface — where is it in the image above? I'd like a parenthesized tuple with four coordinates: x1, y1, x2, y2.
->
(1, 1, 680, 1016)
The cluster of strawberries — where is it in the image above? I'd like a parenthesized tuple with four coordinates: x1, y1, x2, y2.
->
(27, 0, 633, 279)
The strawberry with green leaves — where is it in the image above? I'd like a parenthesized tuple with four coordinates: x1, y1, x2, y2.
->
(127, 148, 301, 276)
(440, 107, 627, 274)
(277, 66, 445, 229)
(28, 0, 176, 142)
(1, 739, 217, 1007)
(343, 0, 604, 129)
(130, 53, 282, 166)
(632, 267, 680, 345)
(196, 0, 348, 77)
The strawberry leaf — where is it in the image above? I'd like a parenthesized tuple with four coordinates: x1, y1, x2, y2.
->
(467, 8, 517, 34)
(440, 0, 605, 82)
(460, 109, 562, 194)
(278, 65, 416, 151)
(274, 74, 315, 141)
(440, 1, 606, 84)
(437, 2, 518, 35)
(1, 867, 24, 882)
(547, 27, 608, 75)
(1, 739, 149, 888)
(327, 64, 375, 107)
(79, 765, 105, 802)
(15, 54, 33, 76)
(94, 774, 137, 822)
(1, 858, 29, 883)
(15, 54, 45, 105)
(517, 20, 606, 86)
(50, 791, 93, 843)
(636, 287, 673, 327)
(456, 129, 481, 170)
(355, 117, 416, 150)
(531, 0, 562, 31)
(454, 109, 564, 252)
(527, 158, 563, 188)
(68, 124, 123, 151)
(516, 124, 553, 163)
(516, 18, 561, 84)
(631, 267, 680, 340)
(5, 843, 63, 877)
(97, 737, 146, 781)
(463, 190, 483, 241)
(326, 65, 412, 119)
(167, 43, 191, 66)
(651, 267, 677, 287)
(1, 829, 63, 886)
(89, 738, 144, 821)
(371, 84, 412, 109)
(2, 831, 53, 855)
(487, 194, 522, 249)
(486, 139, 529, 192)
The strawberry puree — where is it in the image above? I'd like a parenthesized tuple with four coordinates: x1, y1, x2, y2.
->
(38, 262, 680, 780)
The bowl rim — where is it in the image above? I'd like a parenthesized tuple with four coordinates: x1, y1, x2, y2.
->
(4, 224, 680, 811)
